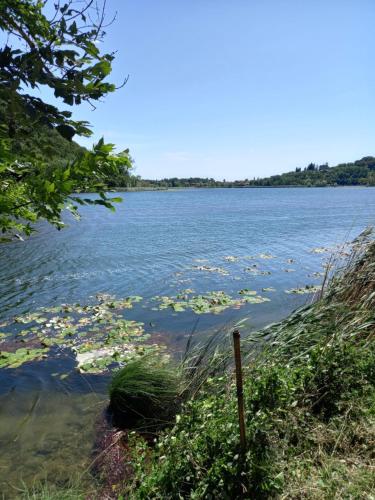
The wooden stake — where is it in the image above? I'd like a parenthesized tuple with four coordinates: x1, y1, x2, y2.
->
(233, 329, 246, 451)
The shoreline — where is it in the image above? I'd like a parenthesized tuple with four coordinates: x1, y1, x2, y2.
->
(109, 184, 375, 192)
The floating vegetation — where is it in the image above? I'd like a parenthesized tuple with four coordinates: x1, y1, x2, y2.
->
(258, 253, 276, 259)
(238, 289, 270, 303)
(0, 295, 154, 372)
(285, 285, 321, 295)
(153, 289, 271, 315)
(244, 267, 271, 276)
(308, 271, 324, 279)
(223, 255, 239, 262)
(241, 295, 270, 304)
(310, 247, 330, 254)
(0, 347, 48, 368)
(74, 343, 154, 374)
(192, 265, 229, 275)
(238, 289, 257, 296)
(153, 291, 240, 314)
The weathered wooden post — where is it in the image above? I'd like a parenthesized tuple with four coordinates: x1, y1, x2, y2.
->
(233, 329, 246, 452)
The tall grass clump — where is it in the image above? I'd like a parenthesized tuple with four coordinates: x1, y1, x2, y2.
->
(122, 230, 375, 499)
(109, 354, 181, 431)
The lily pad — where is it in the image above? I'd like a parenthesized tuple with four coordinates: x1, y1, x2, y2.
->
(245, 268, 271, 276)
(238, 289, 257, 296)
(0, 347, 48, 369)
(192, 265, 229, 275)
(308, 272, 324, 279)
(0, 294, 148, 371)
(242, 295, 270, 304)
(285, 285, 321, 295)
(310, 247, 330, 254)
(223, 256, 239, 262)
(258, 253, 276, 259)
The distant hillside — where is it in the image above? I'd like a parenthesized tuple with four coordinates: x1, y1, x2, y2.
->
(246, 157, 375, 187)
(138, 157, 375, 188)
(9, 125, 86, 167)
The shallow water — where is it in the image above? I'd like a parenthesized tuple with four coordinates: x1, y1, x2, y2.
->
(0, 187, 374, 495)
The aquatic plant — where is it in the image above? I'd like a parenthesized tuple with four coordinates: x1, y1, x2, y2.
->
(0, 295, 150, 372)
(192, 265, 229, 275)
(0, 347, 48, 368)
(244, 267, 271, 275)
(153, 289, 271, 315)
(285, 284, 321, 294)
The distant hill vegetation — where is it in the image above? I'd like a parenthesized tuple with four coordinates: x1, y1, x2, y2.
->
(8, 124, 86, 167)
(139, 157, 375, 188)
(246, 158, 375, 187)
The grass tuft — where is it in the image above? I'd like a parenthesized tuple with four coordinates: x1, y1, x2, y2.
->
(109, 354, 181, 431)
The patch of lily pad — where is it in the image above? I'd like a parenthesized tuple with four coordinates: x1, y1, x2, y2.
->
(0, 294, 154, 372)
(310, 247, 330, 254)
(238, 289, 270, 304)
(257, 253, 276, 259)
(0, 347, 48, 368)
(285, 285, 321, 295)
(152, 289, 271, 315)
(192, 265, 229, 275)
(223, 255, 239, 262)
(245, 267, 271, 276)
(308, 272, 325, 279)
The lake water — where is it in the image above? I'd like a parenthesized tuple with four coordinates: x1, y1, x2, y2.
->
(0, 187, 374, 495)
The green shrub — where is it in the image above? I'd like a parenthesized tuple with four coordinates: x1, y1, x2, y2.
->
(128, 337, 374, 499)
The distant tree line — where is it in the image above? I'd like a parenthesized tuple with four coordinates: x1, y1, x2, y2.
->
(135, 157, 375, 188)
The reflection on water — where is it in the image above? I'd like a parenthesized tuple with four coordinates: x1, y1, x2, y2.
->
(0, 187, 374, 493)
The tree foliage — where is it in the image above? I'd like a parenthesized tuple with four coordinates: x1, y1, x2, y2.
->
(0, 0, 131, 240)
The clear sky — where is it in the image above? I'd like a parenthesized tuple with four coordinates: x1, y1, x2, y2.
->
(72, 1, 375, 180)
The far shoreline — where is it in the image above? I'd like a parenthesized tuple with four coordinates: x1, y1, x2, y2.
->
(109, 184, 375, 192)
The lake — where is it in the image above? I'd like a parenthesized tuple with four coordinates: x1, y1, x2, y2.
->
(0, 187, 374, 493)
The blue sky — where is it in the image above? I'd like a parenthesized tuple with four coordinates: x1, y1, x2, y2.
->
(60, 1, 375, 179)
